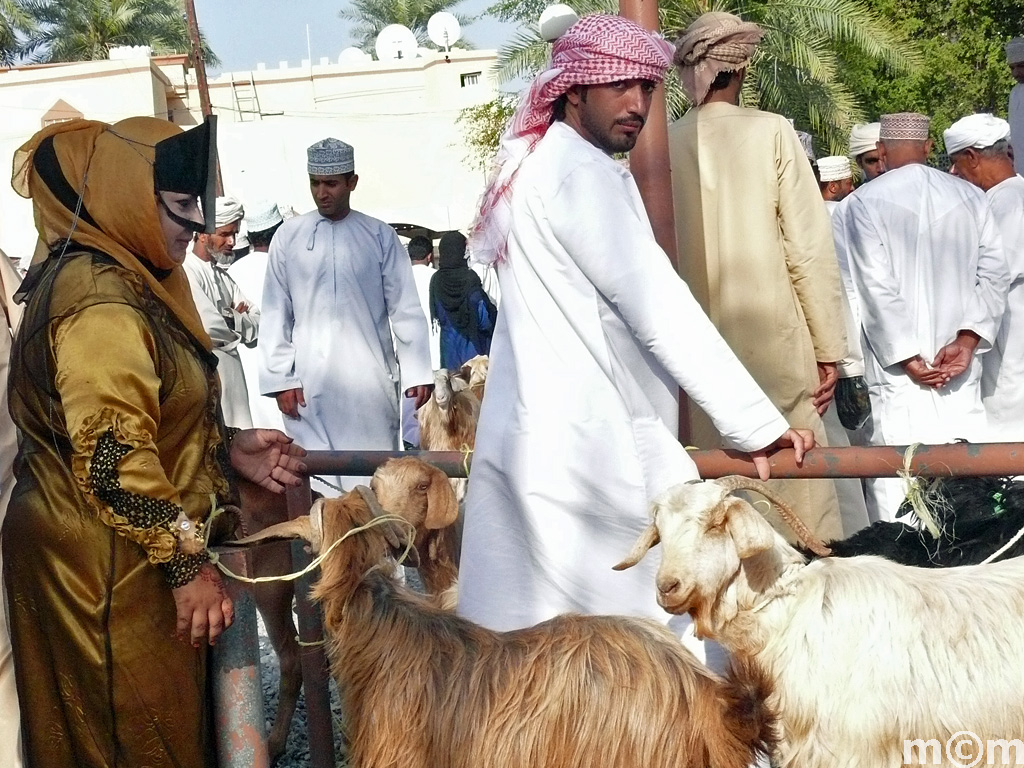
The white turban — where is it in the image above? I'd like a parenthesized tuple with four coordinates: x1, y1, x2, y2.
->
(215, 195, 244, 227)
(943, 113, 1011, 156)
(848, 123, 880, 157)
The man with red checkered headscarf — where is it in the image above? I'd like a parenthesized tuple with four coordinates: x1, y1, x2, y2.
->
(460, 14, 811, 642)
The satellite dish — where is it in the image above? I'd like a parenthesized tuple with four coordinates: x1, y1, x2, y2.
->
(538, 4, 579, 42)
(427, 12, 462, 51)
(375, 24, 418, 61)
(339, 46, 371, 65)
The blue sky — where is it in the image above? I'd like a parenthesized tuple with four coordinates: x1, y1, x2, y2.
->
(195, 0, 523, 75)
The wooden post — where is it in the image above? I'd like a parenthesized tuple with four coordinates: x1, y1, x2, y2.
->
(617, 0, 690, 442)
(183, 0, 223, 194)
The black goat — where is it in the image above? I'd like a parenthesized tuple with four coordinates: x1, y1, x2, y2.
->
(801, 477, 1024, 566)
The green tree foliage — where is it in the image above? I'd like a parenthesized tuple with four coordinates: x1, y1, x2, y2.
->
(836, 0, 1018, 144)
(0, 0, 34, 65)
(457, 93, 517, 170)
(20, 0, 218, 65)
(475, 0, 919, 156)
(339, 0, 475, 52)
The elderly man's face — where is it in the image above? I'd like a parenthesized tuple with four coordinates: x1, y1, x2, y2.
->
(568, 79, 657, 154)
(205, 220, 239, 256)
(949, 149, 984, 187)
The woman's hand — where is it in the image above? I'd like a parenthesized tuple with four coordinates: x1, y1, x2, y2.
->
(230, 428, 307, 493)
(744, 428, 815, 481)
(172, 562, 233, 647)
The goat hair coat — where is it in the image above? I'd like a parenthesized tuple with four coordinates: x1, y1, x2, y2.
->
(459, 122, 789, 634)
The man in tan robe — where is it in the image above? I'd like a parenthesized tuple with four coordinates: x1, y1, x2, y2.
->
(669, 12, 848, 539)
(0, 247, 23, 766)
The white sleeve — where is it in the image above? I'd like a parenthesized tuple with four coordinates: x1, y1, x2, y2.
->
(222, 271, 260, 346)
(257, 237, 301, 395)
(183, 260, 239, 351)
(380, 227, 432, 391)
(961, 200, 1010, 350)
(831, 205, 865, 377)
(548, 162, 788, 452)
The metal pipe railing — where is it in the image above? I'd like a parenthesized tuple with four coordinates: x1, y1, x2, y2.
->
(300, 443, 1024, 481)
(284, 441, 1024, 763)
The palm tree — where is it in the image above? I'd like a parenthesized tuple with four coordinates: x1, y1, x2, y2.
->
(0, 0, 34, 65)
(340, 0, 475, 53)
(488, 0, 919, 153)
(21, 0, 218, 65)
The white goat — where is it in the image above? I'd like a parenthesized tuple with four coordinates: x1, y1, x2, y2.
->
(247, 462, 778, 768)
(616, 476, 1024, 768)
(417, 368, 480, 459)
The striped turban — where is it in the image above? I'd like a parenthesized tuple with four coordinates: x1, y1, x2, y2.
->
(471, 13, 673, 266)
(674, 12, 763, 105)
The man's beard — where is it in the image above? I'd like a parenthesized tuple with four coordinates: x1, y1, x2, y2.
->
(210, 249, 235, 267)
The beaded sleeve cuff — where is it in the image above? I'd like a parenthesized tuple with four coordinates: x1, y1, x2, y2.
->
(161, 551, 210, 588)
(92, 428, 182, 530)
(90, 428, 210, 582)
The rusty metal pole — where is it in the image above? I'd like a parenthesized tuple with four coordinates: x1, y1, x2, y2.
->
(211, 547, 271, 768)
(298, 444, 1024, 480)
(285, 479, 336, 768)
(689, 442, 1024, 479)
(618, 0, 691, 444)
(183, 0, 223, 194)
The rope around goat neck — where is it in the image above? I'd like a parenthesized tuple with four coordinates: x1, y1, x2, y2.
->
(207, 513, 418, 584)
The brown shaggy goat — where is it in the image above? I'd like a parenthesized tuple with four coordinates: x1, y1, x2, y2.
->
(257, 459, 778, 768)
(234, 458, 460, 756)
(417, 368, 481, 458)
(370, 457, 460, 608)
(415, 369, 479, 576)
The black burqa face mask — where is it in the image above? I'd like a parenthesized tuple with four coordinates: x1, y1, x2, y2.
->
(154, 115, 218, 234)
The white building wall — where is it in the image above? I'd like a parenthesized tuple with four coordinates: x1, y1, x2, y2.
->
(0, 49, 497, 267)
(0, 58, 169, 264)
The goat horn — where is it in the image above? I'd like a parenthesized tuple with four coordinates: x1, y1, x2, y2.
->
(228, 516, 313, 547)
(717, 476, 832, 557)
(355, 485, 406, 551)
(613, 523, 660, 571)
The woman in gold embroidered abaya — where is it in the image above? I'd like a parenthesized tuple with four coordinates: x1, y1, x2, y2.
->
(2, 116, 306, 767)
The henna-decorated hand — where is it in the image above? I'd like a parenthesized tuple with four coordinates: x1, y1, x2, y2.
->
(172, 562, 234, 647)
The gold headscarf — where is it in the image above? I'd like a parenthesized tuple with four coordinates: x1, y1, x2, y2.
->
(11, 117, 212, 351)
(674, 12, 763, 106)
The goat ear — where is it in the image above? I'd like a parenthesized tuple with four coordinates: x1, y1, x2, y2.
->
(724, 498, 775, 560)
(425, 467, 459, 529)
(613, 523, 659, 570)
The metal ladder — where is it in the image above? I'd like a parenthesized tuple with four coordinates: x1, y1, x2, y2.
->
(230, 73, 262, 121)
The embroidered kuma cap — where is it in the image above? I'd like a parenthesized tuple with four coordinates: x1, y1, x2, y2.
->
(817, 155, 852, 182)
(246, 199, 284, 233)
(879, 113, 930, 141)
(307, 138, 355, 175)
